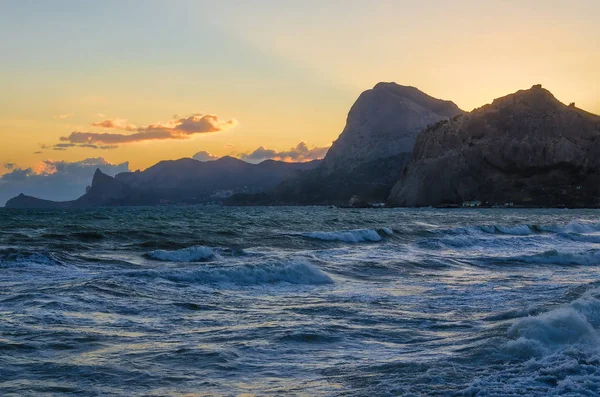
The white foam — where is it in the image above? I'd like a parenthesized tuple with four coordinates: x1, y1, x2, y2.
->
(301, 228, 385, 243)
(463, 288, 600, 395)
(147, 246, 215, 262)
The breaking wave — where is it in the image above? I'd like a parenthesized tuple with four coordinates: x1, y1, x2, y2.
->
(147, 246, 215, 262)
(130, 259, 333, 285)
(301, 228, 392, 243)
(463, 287, 600, 396)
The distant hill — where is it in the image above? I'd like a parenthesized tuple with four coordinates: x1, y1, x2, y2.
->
(5, 157, 320, 208)
(230, 82, 463, 205)
(388, 85, 600, 207)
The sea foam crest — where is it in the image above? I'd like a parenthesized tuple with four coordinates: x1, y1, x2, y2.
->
(462, 288, 600, 395)
(134, 259, 333, 285)
(505, 286, 600, 355)
(147, 246, 215, 262)
(301, 228, 391, 243)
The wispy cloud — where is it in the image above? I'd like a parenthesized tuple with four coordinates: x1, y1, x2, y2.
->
(240, 142, 329, 163)
(91, 118, 137, 131)
(55, 113, 74, 120)
(60, 114, 237, 147)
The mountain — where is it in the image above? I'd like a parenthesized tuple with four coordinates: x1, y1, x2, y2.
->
(388, 85, 600, 207)
(4, 194, 70, 209)
(323, 82, 464, 172)
(232, 83, 463, 205)
(4, 157, 320, 208)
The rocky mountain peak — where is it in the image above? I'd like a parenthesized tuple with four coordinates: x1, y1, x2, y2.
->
(389, 85, 600, 208)
(322, 82, 463, 172)
(486, 84, 562, 112)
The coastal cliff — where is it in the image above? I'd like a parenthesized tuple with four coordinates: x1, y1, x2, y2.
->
(388, 85, 600, 207)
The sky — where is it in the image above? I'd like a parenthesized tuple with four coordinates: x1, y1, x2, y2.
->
(1, 0, 599, 203)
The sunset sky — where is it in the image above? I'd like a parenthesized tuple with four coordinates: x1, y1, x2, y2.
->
(1, 0, 599, 176)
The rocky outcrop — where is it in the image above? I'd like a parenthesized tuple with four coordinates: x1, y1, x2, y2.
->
(388, 85, 600, 207)
(254, 83, 463, 205)
(76, 169, 131, 206)
(5, 194, 71, 209)
(323, 82, 463, 172)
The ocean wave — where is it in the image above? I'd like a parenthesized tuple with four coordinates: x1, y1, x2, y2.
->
(493, 224, 534, 235)
(544, 221, 600, 234)
(558, 232, 600, 244)
(511, 249, 600, 266)
(0, 249, 64, 268)
(463, 288, 600, 396)
(301, 228, 392, 243)
(431, 224, 534, 237)
(130, 259, 333, 285)
(433, 221, 600, 238)
(146, 246, 215, 262)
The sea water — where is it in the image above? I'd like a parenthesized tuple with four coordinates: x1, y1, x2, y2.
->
(1, 206, 600, 396)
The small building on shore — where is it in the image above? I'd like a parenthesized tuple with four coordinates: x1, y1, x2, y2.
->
(462, 200, 482, 207)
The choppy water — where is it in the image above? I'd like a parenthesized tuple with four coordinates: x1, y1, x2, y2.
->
(2, 207, 600, 396)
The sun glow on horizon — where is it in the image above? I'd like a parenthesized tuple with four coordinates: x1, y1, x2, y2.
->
(0, 0, 598, 173)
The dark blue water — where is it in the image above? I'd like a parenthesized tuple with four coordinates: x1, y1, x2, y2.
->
(2, 207, 600, 396)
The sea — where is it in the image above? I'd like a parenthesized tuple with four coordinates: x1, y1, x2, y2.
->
(1, 206, 600, 396)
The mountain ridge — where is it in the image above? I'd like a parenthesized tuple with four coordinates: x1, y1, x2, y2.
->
(228, 82, 464, 205)
(388, 84, 600, 207)
(4, 158, 321, 208)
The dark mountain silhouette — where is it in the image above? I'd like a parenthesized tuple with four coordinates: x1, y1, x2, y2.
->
(388, 85, 600, 207)
(229, 82, 463, 205)
(5, 157, 320, 208)
(5, 194, 71, 209)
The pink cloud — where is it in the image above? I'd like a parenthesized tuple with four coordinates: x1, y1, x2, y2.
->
(91, 118, 137, 131)
(60, 113, 238, 146)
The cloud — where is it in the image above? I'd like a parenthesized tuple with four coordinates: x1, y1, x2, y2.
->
(193, 151, 219, 162)
(240, 142, 329, 163)
(91, 118, 137, 131)
(51, 142, 117, 150)
(3, 163, 15, 170)
(60, 114, 237, 147)
(0, 157, 129, 206)
(78, 144, 118, 150)
(55, 113, 73, 120)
